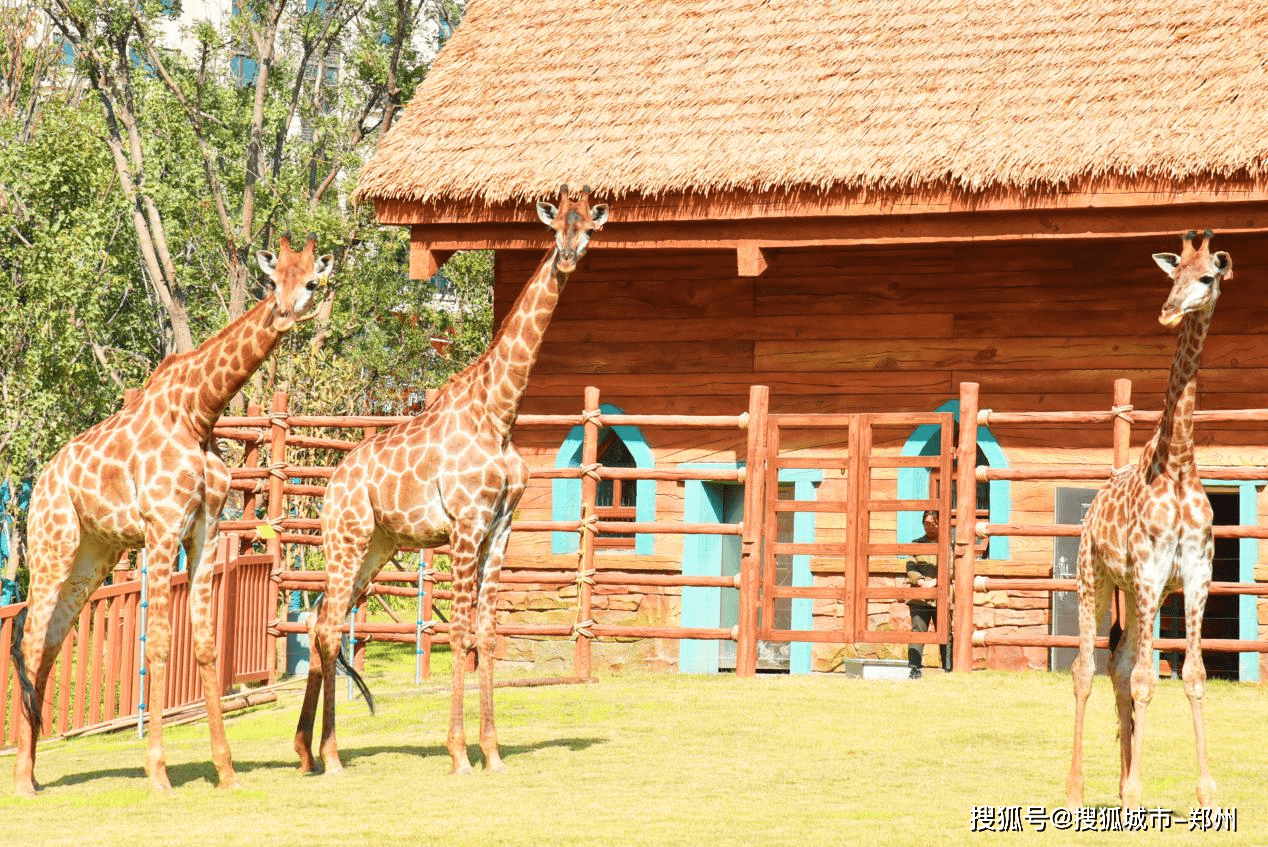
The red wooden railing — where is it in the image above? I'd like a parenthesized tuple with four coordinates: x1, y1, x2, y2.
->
(0, 534, 273, 742)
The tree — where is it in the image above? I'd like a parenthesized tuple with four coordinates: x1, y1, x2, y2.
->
(0, 0, 491, 488)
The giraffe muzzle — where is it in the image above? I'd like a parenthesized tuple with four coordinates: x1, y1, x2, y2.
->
(1159, 306, 1184, 328)
(557, 250, 579, 272)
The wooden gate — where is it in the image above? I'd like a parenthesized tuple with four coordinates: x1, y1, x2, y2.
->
(756, 412, 956, 653)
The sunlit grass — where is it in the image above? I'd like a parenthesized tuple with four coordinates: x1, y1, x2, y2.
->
(0, 648, 1263, 846)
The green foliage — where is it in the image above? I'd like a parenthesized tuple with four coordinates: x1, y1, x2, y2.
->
(0, 0, 490, 485)
(0, 95, 157, 477)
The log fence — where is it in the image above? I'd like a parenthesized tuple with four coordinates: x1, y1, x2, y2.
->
(0, 535, 272, 743)
(237, 385, 765, 679)
(7, 372, 1267, 734)
(952, 378, 1268, 669)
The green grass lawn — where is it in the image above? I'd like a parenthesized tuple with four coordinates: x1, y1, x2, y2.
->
(0, 645, 1263, 846)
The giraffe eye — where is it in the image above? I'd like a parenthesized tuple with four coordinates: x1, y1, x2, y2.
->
(306, 279, 319, 290)
(1199, 275, 1215, 285)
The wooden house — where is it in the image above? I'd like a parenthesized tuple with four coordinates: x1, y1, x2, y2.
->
(356, 0, 1268, 678)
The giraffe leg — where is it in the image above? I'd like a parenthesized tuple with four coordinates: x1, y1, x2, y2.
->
(1066, 549, 1111, 808)
(473, 485, 523, 773)
(140, 527, 185, 793)
(306, 529, 386, 775)
(1108, 595, 1137, 801)
(15, 525, 114, 797)
(185, 513, 240, 789)
(446, 520, 489, 776)
(1181, 537, 1216, 808)
(1121, 568, 1167, 809)
(293, 612, 325, 774)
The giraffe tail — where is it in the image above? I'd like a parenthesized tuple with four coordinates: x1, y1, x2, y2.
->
(9, 606, 38, 723)
(335, 649, 375, 715)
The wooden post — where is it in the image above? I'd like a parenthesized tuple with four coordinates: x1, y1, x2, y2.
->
(265, 391, 288, 684)
(952, 382, 980, 673)
(1113, 378, 1132, 469)
(241, 401, 262, 555)
(736, 385, 770, 677)
(216, 535, 239, 695)
(573, 387, 601, 678)
(1111, 378, 1132, 632)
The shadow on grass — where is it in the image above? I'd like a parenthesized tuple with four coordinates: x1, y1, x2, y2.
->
(336, 735, 605, 768)
(39, 736, 605, 790)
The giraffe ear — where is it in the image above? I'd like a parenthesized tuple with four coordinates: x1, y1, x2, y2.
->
(1214, 251, 1233, 280)
(590, 204, 609, 230)
(315, 253, 334, 279)
(536, 201, 559, 226)
(1152, 252, 1181, 274)
(257, 250, 277, 276)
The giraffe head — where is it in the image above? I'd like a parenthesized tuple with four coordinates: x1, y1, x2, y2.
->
(255, 233, 334, 332)
(535, 184, 609, 274)
(1152, 229, 1232, 328)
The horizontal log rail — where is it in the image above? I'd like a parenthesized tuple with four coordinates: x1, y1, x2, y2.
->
(977, 521, 1268, 540)
(974, 577, 1268, 596)
(979, 407, 1268, 427)
(978, 464, 1268, 482)
(972, 631, 1268, 653)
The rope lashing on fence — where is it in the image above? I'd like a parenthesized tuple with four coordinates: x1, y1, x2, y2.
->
(575, 569, 596, 592)
(1111, 403, 1134, 423)
(571, 619, 595, 640)
(579, 463, 602, 482)
(578, 509, 599, 536)
(267, 462, 289, 480)
(579, 409, 603, 426)
(267, 410, 291, 429)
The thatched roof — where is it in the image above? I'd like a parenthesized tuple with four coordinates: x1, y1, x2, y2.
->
(357, 0, 1268, 208)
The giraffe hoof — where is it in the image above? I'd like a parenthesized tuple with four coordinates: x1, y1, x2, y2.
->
(484, 758, 506, 774)
(216, 776, 244, 791)
(322, 763, 345, 777)
(450, 763, 474, 776)
(1197, 777, 1217, 809)
(14, 782, 39, 799)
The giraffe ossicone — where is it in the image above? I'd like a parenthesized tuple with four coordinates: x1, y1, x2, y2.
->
(1066, 229, 1228, 810)
(12, 234, 334, 797)
(293, 186, 607, 776)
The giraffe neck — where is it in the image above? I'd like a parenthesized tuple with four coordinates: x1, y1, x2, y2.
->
(141, 295, 281, 437)
(1140, 310, 1210, 478)
(475, 249, 566, 433)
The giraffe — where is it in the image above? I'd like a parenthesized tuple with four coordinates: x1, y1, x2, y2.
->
(293, 185, 608, 775)
(1066, 229, 1230, 810)
(12, 234, 333, 796)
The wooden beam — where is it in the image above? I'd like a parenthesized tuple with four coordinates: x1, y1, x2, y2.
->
(374, 179, 1268, 226)
(737, 243, 768, 277)
(408, 229, 456, 279)
(397, 201, 1268, 255)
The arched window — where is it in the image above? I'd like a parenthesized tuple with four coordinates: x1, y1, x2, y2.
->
(898, 400, 1011, 559)
(594, 429, 639, 549)
(551, 404, 655, 555)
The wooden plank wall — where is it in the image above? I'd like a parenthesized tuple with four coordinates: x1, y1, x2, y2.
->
(495, 233, 1268, 572)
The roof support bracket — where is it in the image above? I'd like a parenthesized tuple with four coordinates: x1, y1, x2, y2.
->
(410, 229, 455, 280)
(737, 243, 769, 277)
